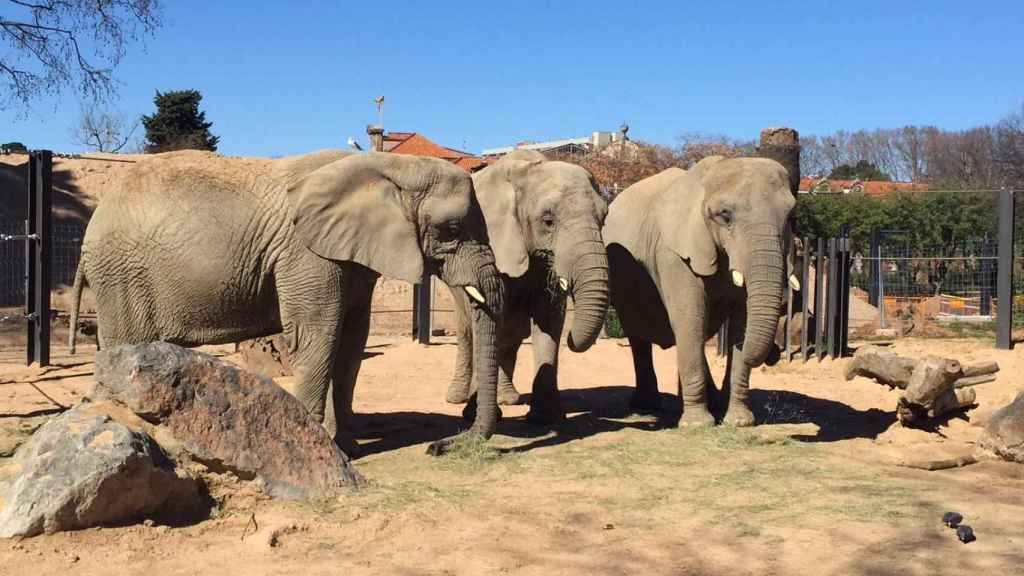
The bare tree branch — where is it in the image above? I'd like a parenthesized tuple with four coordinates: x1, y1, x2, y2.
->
(0, 0, 161, 112)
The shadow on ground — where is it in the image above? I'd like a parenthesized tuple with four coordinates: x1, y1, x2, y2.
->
(352, 384, 898, 458)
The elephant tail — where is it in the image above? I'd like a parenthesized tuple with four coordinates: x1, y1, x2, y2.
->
(68, 260, 86, 355)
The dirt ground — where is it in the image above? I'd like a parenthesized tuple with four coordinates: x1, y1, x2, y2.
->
(1, 334, 1023, 576)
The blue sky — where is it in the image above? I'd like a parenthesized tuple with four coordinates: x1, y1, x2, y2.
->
(3, 1, 1023, 156)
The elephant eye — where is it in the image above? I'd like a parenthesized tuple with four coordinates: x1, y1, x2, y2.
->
(714, 209, 733, 227)
(541, 213, 555, 228)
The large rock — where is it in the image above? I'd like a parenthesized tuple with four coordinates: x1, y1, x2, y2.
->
(979, 392, 1024, 463)
(89, 342, 362, 499)
(0, 402, 203, 538)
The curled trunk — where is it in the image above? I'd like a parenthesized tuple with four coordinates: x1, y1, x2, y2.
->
(742, 226, 785, 367)
(562, 234, 610, 353)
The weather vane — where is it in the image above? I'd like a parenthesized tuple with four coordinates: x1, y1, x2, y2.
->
(374, 95, 385, 129)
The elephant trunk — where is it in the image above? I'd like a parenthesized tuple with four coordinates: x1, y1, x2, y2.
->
(441, 243, 504, 439)
(741, 224, 785, 367)
(562, 231, 609, 353)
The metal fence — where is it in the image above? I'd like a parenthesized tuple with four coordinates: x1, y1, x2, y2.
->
(851, 237, 999, 332)
(0, 219, 85, 306)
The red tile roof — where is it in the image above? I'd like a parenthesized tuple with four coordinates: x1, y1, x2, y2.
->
(800, 177, 927, 196)
(380, 132, 487, 171)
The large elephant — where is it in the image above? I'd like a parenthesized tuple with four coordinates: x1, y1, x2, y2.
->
(604, 156, 795, 426)
(445, 150, 609, 422)
(69, 150, 505, 454)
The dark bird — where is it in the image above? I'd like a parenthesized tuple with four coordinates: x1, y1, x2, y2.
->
(956, 525, 976, 544)
(942, 511, 963, 528)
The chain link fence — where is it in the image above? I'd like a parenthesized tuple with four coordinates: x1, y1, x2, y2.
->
(1, 219, 85, 307)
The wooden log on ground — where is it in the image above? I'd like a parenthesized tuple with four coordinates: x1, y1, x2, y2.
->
(844, 345, 917, 388)
(961, 361, 1000, 378)
(954, 374, 998, 388)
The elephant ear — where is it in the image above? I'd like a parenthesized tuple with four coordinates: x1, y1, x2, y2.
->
(659, 165, 719, 277)
(471, 152, 542, 278)
(286, 154, 424, 283)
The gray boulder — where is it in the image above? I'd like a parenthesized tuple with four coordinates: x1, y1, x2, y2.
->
(0, 403, 203, 538)
(90, 342, 363, 500)
(979, 392, 1024, 463)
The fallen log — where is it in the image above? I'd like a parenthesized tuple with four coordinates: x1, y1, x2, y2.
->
(845, 347, 992, 428)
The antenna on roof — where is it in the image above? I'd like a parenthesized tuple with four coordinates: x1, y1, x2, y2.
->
(374, 95, 385, 130)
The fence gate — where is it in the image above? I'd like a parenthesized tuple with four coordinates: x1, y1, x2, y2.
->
(0, 150, 53, 366)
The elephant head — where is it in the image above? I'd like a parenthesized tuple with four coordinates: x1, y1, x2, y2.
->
(473, 149, 610, 351)
(665, 156, 795, 368)
(286, 153, 504, 442)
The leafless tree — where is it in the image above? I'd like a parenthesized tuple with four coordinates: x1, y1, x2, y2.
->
(0, 0, 162, 112)
(70, 105, 138, 152)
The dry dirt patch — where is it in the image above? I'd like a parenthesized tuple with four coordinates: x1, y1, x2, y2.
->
(1, 337, 1022, 575)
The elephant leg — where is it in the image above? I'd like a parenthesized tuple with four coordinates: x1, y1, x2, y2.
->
(723, 309, 756, 427)
(628, 336, 661, 412)
(446, 290, 473, 404)
(277, 263, 344, 430)
(325, 272, 377, 456)
(497, 339, 523, 405)
(526, 319, 565, 424)
(657, 254, 713, 426)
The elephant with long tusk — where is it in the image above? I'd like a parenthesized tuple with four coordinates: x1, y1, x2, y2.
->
(446, 150, 610, 423)
(604, 155, 796, 426)
(68, 150, 506, 456)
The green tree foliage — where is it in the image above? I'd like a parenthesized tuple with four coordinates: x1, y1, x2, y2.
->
(794, 191, 997, 253)
(141, 90, 219, 153)
(828, 160, 891, 181)
(0, 141, 27, 153)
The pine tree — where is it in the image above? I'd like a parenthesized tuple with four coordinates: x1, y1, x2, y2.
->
(141, 90, 220, 153)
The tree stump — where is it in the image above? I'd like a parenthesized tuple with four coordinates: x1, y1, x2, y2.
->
(845, 346, 996, 428)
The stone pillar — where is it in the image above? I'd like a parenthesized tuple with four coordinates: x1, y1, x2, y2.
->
(366, 125, 384, 152)
(758, 127, 800, 197)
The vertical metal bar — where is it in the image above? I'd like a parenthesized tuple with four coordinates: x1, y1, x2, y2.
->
(980, 232, 993, 317)
(417, 274, 431, 345)
(823, 236, 831, 354)
(838, 228, 851, 357)
(879, 240, 887, 330)
(815, 237, 825, 361)
(800, 237, 810, 361)
(25, 154, 37, 366)
(784, 252, 793, 362)
(997, 189, 1015, 349)
(411, 282, 419, 339)
(34, 151, 52, 366)
(868, 227, 880, 307)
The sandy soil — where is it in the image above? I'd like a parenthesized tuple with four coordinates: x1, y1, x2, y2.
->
(1, 335, 1023, 575)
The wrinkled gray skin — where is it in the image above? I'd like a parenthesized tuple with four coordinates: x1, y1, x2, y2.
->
(69, 150, 505, 455)
(446, 150, 609, 423)
(604, 156, 795, 426)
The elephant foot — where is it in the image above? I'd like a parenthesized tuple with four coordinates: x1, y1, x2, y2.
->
(526, 403, 565, 425)
(497, 382, 523, 406)
(629, 389, 662, 413)
(446, 380, 471, 404)
(461, 400, 503, 423)
(334, 430, 361, 458)
(679, 404, 716, 427)
(722, 401, 756, 427)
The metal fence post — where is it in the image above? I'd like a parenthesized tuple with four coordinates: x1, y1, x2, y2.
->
(800, 236, 810, 361)
(996, 189, 1015, 349)
(815, 237, 825, 361)
(416, 274, 432, 345)
(868, 227, 880, 307)
(24, 150, 52, 366)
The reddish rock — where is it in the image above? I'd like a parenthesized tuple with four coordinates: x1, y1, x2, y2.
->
(90, 342, 362, 500)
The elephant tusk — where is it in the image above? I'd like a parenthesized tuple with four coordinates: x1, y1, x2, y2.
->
(789, 273, 801, 292)
(558, 277, 569, 292)
(731, 270, 745, 287)
(464, 285, 486, 304)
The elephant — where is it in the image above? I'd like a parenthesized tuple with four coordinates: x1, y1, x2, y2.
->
(445, 150, 609, 422)
(603, 155, 796, 426)
(69, 149, 505, 455)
